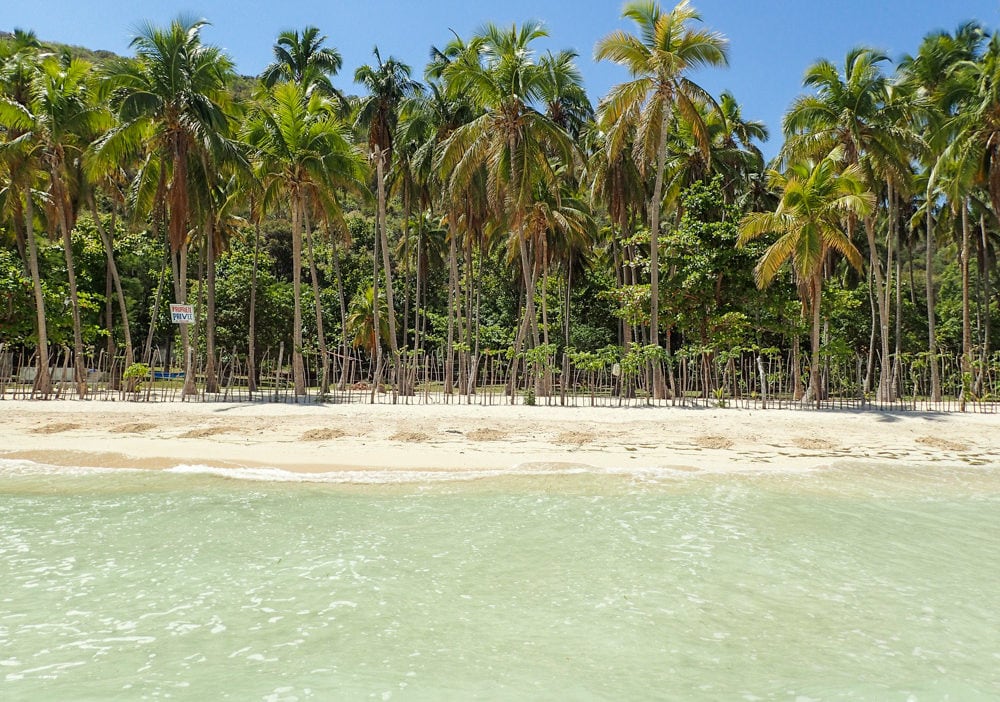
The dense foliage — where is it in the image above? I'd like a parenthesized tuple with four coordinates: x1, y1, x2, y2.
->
(1, 4, 998, 403)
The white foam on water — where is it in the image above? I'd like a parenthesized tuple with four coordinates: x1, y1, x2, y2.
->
(0, 458, 142, 477)
(0, 455, 717, 485)
(0, 455, 850, 487)
(164, 462, 599, 484)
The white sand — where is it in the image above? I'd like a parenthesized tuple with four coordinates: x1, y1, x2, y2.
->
(1, 399, 998, 475)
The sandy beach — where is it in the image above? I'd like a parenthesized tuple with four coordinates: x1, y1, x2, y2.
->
(2, 399, 998, 476)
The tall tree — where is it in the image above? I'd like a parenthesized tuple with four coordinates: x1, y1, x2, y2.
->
(783, 47, 914, 401)
(96, 18, 237, 397)
(438, 22, 578, 365)
(244, 82, 366, 396)
(899, 22, 988, 402)
(261, 26, 344, 98)
(740, 152, 873, 406)
(0, 30, 52, 394)
(595, 0, 729, 396)
(354, 48, 421, 392)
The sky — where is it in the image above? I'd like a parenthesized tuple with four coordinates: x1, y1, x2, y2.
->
(7, 0, 1000, 158)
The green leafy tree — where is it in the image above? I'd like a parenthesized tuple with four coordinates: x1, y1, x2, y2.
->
(740, 152, 873, 405)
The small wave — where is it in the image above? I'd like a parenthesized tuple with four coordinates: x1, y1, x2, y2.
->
(164, 463, 598, 484)
(1, 456, 708, 486)
(0, 458, 142, 477)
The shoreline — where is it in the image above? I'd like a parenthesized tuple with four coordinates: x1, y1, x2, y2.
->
(3, 400, 999, 477)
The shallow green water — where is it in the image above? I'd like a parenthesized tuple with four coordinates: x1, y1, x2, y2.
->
(1, 459, 999, 700)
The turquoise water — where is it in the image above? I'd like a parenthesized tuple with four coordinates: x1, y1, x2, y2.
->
(1, 459, 999, 700)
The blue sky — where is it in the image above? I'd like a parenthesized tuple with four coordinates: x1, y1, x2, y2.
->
(7, 1, 1000, 158)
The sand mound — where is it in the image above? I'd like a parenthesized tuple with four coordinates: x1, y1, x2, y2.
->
(467, 428, 507, 442)
(111, 422, 157, 434)
(390, 430, 431, 443)
(695, 435, 733, 450)
(299, 428, 346, 442)
(178, 426, 235, 439)
(792, 437, 837, 450)
(916, 436, 969, 452)
(31, 422, 81, 434)
(555, 431, 592, 446)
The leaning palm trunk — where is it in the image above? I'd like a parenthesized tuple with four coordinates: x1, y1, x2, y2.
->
(24, 191, 52, 396)
(54, 176, 87, 399)
(144, 249, 168, 366)
(90, 198, 134, 372)
(863, 216, 892, 401)
(304, 209, 329, 395)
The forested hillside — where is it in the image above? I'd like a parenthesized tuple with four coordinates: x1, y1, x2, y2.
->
(1, 3, 998, 407)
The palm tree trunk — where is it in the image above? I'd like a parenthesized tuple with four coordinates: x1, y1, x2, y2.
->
(517, 227, 540, 349)
(291, 194, 306, 396)
(863, 216, 891, 401)
(205, 220, 219, 394)
(413, 215, 422, 358)
(960, 197, 972, 410)
(178, 243, 197, 398)
(144, 247, 168, 366)
(375, 152, 400, 400)
(444, 227, 457, 395)
(55, 181, 86, 399)
(976, 213, 990, 395)
(864, 268, 877, 395)
(926, 200, 941, 402)
(810, 279, 822, 409)
(401, 189, 411, 351)
(24, 190, 51, 396)
(304, 207, 329, 394)
(90, 197, 133, 371)
(648, 111, 669, 399)
(892, 201, 903, 397)
(248, 215, 260, 394)
(464, 236, 475, 396)
(331, 236, 349, 391)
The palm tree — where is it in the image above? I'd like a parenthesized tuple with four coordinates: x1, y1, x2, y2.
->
(595, 0, 729, 396)
(438, 22, 578, 361)
(354, 48, 422, 393)
(261, 26, 344, 100)
(899, 22, 988, 402)
(30, 56, 106, 397)
(941, 32, 1000, 401)
(96, 17, 237, 397)
(243, 81, 366, 396)
(0, 31, 52, 394)
(397, 70, 477, 389)
(783, 47, 916, 401)
(538, 50, 594, 140)
(740, 152, 873, 406)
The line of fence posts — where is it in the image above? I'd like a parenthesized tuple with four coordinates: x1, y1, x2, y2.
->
(0, 343, 997, 412)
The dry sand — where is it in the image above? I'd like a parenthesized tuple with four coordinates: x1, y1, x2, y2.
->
(2, 399, 999, 475)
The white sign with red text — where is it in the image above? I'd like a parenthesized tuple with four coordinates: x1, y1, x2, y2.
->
(169, 304, 195, 324)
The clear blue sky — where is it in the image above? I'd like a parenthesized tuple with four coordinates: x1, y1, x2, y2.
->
(7, 1, 1000, 158)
